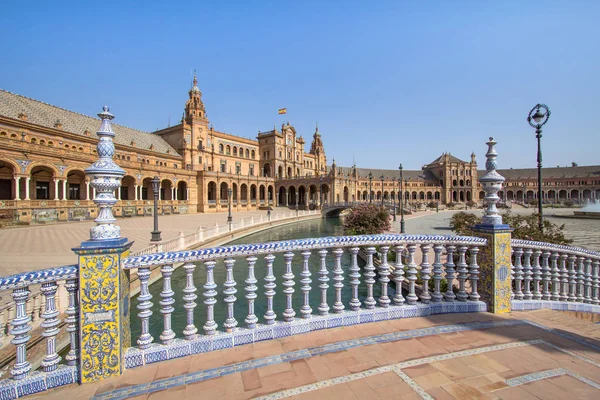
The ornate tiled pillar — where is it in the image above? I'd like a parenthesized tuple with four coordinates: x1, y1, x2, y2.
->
(72, 106, 132, 383)
(472, 137, 513, 314)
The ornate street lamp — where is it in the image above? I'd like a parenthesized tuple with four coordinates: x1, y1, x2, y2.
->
(368, 172, 373, 203)
(227, 187, 233, 225)
(392, 177, 397, 221)
(150, 176, 161, 242)
(527, 104, 550, 231)
(380, 175, 385, 205)
(399, 164, 405, 234)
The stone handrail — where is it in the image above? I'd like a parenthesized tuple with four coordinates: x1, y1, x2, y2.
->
(510, 239, 600, 307)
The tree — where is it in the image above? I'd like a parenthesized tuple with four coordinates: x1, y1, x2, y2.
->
(450, 211, 573, 245)
(343, 203, 391, 235)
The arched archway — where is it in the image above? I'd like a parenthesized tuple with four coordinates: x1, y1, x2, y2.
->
(289, 186, 297, 206)
(161, 179, 173, 200)
(250, 184, 257, 202)
(0, 160, 17, 200)
(30, 165, 56, 200)
(278, 165, 283, 179)
(219, 182, 229, 202)
(263, 163, 271, 178)
(240, 184, 248, 202)
(119, 175, 135, 201)
(459, 191, 465, 202)
(287, 167, 292, 178)
(279, 186, 286, 206)
(298, 185, 307, 206)
(259, 184, 266, 202)
(177, 181, 188, 200)
(207, 181, 217, 202)
(506, 190, 514, 200)
(466, 191, 472, 202)
(232, 183, 238, 203)
(479, 191, 485, 200)
(344, 186, 349, 203)
(321, 184, 330, 204)
(268, 185, 274, 204)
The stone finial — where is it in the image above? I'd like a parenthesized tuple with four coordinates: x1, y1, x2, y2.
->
(84, 106, 125, 242)
(18, 111, 27, 121)
(479, 137, 505, 226)
(54, 119, 63, 129)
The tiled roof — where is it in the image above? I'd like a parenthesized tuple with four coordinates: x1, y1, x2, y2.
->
(427, 153, 467, 165)
(477, 166, 600, 179)
(337, 166, 434, 181)
(0, 89, 179, 156)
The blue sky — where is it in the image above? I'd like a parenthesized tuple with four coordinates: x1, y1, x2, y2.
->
(1, 0, 598, 170)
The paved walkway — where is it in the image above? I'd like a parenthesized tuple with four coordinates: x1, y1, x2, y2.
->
(34, 309, 600, 400)
(0, 207, 436, 277)
(0, 209, 306, 275)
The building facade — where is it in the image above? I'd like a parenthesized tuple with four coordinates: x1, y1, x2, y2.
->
(1, 77, 599, 225)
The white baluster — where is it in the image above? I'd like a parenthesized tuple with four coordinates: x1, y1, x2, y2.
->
(559, 254, 569, 301)
(378, 246, 391, 307)
(203, 261, 218, 335)
(333, 248, 345, 313)
(550, 251, 560, 301)
(532, 249, 542, 300)
(522, 248, 533, 300)
(469, 247, 480, 301)
(444, 245, 456, 302)
(282, 252, 296, 322)
(223, 258, 238, 331)
(541, 250, 551, 301)
(182, 263, 198, 340)
(137, 267, 154, 348)
(392, 244, 405, 306)
(10, 287, 32, 379)
(568, 255, 577, 302)
(430, 244, 444, 303)
(584, 258, 592, 303)
(592, 259, 600, 305)
(160, 264, 175, 344)
(419, 244, 431, 304)
(513, 247, 524, 300)
(456, 246, 469, 302)
(300, 250, 313, 318)
(318, 249, 331, 314)
(577, 256, 585, 302)
(264, 254, 277, 324)
(40, 282, 61, 372)
(244, 256, 259, 328)
(405, 244, 418, 305)
(349, 247, 362, 310)
(364, 247, 377, 308)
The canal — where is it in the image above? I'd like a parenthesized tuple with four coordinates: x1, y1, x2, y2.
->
(131, 217, 387, 341)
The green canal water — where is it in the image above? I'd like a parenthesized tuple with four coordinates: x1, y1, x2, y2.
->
(131, 218, 390, 342)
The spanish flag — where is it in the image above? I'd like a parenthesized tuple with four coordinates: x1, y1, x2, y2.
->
(278, 108, 287, 115)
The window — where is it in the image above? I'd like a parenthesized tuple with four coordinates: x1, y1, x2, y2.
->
(236, 163, 241, 174)
(220, 161, 227, 173)
(219, 144, 224, 153)
(226, 145, 231, 155)
(245, 149, 249, 158)
(249, 164, 255, 176)
(198, 140, 203, 150)
(233, 147, 237, 156)
(198, 156, 202, 164)
(251, 150, 255, 159)
(36, 181, 49, 200)
(68, 184, 81, 200)
(142, 187, 148, 200)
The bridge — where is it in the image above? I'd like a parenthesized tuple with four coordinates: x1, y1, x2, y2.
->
(0, 113, 599, 399)
(321, 201, 410, 217)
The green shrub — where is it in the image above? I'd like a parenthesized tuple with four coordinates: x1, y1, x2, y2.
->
(343, 203, 391, 235)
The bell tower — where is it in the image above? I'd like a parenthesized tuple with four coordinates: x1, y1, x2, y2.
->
(309, 124, 327, 176)
(185, 71, 206, 119)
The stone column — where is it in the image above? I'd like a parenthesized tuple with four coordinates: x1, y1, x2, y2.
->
(117, 186, 121, 201)
(134, 185, 139, 201)
(13, 176, 20, 201)
(25, 177, 31, 200)
(186, 187, 190, 201)
(62, 179, 68, 200)
(472, 137, 513, 314)
(73, 106, 131, 384)
(85, 181, 90, 200)
(285, 190, 289, 206)
(54, 179, 60, 200)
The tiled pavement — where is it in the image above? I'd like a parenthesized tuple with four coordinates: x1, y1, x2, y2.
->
(32, 309, 600, 400)
(0, 208, 315, 274)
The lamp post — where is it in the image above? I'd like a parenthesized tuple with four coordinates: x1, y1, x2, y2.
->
(380, 175, 385, 205)
(150, 176, 161, 242)
(392, 177, 396, 221)
(527, 104, 550, 232)
(399, 164, 405, 233)
(368, 172, 373, 203)
(227, 187, 233, 226)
